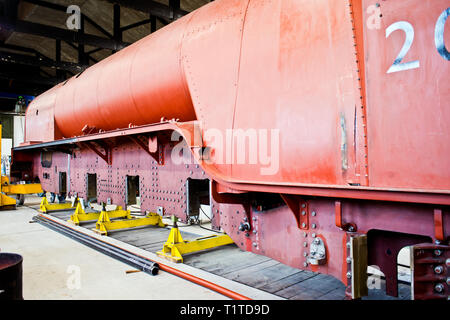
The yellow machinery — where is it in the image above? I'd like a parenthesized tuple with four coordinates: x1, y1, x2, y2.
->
(90, 204, 166, 236)
(39, 197, 77, 213)
(0, 124, 43, 209)
(68, 202, 130, 225)
(157, 216, 234, 263)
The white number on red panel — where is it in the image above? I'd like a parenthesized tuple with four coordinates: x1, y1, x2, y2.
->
(386, 21, 419, 73)
(384, 7, 449, 74)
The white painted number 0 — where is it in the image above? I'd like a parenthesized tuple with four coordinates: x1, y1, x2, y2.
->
(435, 8, 450, 61)
(385, 7, 449, 74)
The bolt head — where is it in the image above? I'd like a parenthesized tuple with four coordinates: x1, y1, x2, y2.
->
(447, 278, 450, 286)
(312, 224, 316, 229)
(346, 242, 351, 249)
(301, 211, 306, 216)
(434, 283, 445, 293)
(303, 262, 308, 267)
(301, 223, 306, 228)
(346, 272, 352, 279)
(312, 233, 316, 238)
(435, 240, 441, 245)
(446, 258, 450, 267)
(252, 242, 257, 247)
(311, 211, 316, 217)
(346, 257, 352, 264)
(314, 238, 321, 244)
(434, 250, 443, 257)
(303, 242, 308, 247)
(434, 265, 444, 275)
(303, 252, 308, 257)
(301, 204, 306, 208)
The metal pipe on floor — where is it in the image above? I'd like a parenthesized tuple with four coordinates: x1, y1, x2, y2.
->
(33, 215, 159, 276)
(34, 214, 251, 300)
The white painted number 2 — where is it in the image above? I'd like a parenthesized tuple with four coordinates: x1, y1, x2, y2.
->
(386, 21, 419, 73)
(385, 7, 449, 74)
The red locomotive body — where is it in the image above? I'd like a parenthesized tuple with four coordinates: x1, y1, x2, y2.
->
(13, 0, 450, 299)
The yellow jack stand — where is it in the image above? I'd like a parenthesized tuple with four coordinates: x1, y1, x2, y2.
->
(156, 218, 234, 263)
(39, 197, 77, 213)
(93, 207, 166, 236)
(68, 202, 126, 225)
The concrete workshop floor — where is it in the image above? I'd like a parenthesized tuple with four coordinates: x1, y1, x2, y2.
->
(0, 204, 227, 300)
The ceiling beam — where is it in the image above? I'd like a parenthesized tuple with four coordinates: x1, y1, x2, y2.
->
(22, 0, 114, 39)
(0, 70, 59, 86)
(64, 40, 98, 64)
(0, 51, 86, 73)
(121, 18, 150, 32)
(0, 16, 130, 51)
(0, 42, 46, 57)
(106, 0, 188, 20)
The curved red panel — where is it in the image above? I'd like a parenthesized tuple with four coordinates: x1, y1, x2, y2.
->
(24, 0, 450, 193)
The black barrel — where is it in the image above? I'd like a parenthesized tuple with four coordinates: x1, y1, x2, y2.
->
(0, 253, 23, 300)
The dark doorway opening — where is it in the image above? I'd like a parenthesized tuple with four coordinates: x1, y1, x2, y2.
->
(59, 172, 67, 194)
(126, 175, 140, 205)
(186, 178, 210, 219)
(87, 173, 97, 203)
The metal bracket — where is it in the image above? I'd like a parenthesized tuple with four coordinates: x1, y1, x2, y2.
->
(128, 135, 163, 165)
(367, 230, 430, 297)
(335, 201, 357, 232)
(434, 209, 444, 241)
(280, 194, 309, 230)
(82, 141, 112, 165)
(307, 237, 327, 265)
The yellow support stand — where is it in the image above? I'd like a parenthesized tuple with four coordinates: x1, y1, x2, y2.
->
(156, 218, 234, 263)
(68, 202, 102, 225)
(39, 197, 77, 213)
(93, 207, 166, 235)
